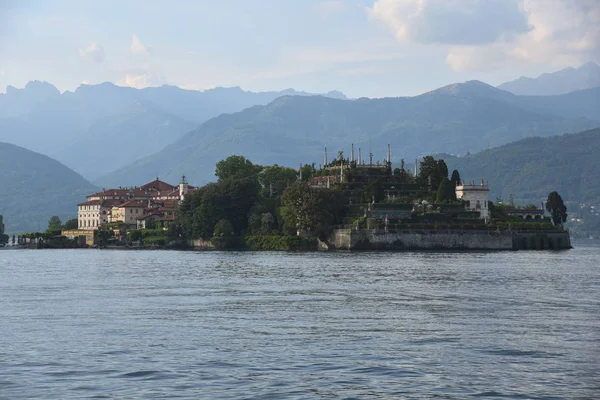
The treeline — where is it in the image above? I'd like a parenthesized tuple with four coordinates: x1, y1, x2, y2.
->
(177, 155, 344, 247)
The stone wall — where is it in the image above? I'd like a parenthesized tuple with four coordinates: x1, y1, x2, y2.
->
(323, 229, 571, 251)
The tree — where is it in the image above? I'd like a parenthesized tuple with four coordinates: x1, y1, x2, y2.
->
(63, 218, 78, 230)
(436, 178, 452, 203)
(177, 177, 260, 239)
(449, 169, 461, 201)
(215, 155, 262, 181)
(419, 156, 449, 191)
(213, 219, 235, 237)
(546, 191, 567, 226)
(0, 215, 8, 245)
(280, 182, 335, 238)
(259, 165, 298, 195)
(47, 216, 62, 232)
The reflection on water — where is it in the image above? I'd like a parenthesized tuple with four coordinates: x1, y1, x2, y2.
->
(1, 248, 599, 399)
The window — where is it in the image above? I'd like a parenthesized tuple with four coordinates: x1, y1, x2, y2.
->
(466, 200, 471, 208)
(476, 200, 481, 210)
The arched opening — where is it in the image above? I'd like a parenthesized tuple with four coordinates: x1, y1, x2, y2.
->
(525, 215, 533, 220)
(534, 215, 542, 220)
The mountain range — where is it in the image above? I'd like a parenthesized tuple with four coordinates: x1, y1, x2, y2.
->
(0, 141, 98, 234)
(498, 62, 600, 96)
(96, 81, 600, 187)
(0, 82, 346, 180)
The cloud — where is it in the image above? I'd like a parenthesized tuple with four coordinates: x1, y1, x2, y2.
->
(118, 71, 166, 89)
(368, 0, 600, 71)
(446, 0, 600, 71)
(78, 42, 105, 63)
(130, 35, 151, 56)
(367, 0, 529, 45)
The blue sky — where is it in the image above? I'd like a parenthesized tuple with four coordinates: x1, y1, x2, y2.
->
(1, 0, 598, 97)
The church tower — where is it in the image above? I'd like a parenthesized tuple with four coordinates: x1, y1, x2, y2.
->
(179, 175, 189, 201)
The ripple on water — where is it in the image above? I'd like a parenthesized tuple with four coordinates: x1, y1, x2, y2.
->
(0, 248, 598, 399)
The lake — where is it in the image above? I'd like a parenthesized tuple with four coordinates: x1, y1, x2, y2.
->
(1, 247, 599, 399)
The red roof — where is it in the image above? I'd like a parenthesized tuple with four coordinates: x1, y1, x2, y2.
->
(139, 178, 177, 192)
(117, 200, 147, 208)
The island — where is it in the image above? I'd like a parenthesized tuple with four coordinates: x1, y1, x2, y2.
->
(17, 146, 571, 251)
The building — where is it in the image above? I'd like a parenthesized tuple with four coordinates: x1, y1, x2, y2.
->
(77, 177, 194, 231)
(455, 180, 489, 220)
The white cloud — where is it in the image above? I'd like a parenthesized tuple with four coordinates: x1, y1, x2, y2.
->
(78, 42, 105, 63)
(130, 35, 151, 56)
(118, 72, 166, 89)
(367, 0, 529, 45)
(446, 0, 600, 71)
(368, 0, 600, 71)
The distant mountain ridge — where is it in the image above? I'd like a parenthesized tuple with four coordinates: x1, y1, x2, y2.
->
(498, 62, 600, 96)
(96, 80, 600, 188)
(0, 142, 98, 234)
(0, 81, 346, 181)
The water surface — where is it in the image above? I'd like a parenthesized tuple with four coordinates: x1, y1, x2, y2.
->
(1, 247, 599, 399)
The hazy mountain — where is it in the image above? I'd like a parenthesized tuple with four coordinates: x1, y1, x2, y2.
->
(52, 102, 196, 181)
(0, 81, 61, 118)
(442, 128, 600, 205)
(0, 81, 347, 180)
(96, 81, 600, 188)
(498, 62, 600, 96)
(0, 142, 98, 234)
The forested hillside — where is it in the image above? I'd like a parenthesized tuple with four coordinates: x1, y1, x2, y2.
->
(0, 142, 98, 233)
(442, 128, 600, 205)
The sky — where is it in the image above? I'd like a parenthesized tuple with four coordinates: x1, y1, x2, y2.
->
(0, 0, 598, 98)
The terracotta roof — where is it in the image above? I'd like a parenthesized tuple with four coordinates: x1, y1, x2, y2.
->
(139, 178, 177, 192)
(88, 188, 150, 198)
(116, 200, 147, 208)
(78, 199, 101, 206)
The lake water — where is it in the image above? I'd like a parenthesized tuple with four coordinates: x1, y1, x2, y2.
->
(1, 247, 599, 399)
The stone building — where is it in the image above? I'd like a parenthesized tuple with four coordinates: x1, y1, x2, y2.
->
(77, 177, 193, 230)
(455, 180, 489, 220)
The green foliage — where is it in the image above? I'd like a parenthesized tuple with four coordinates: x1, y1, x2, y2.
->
(63, 218, 78, 230)
(214, 219, 235, 237)
(178, 174, 260, 239)
(215, 155, 262, 181)
(546, 191, 567, 226)
(259, 164, 298, 195)
(436, 178, 452, 203)
(419, 156, 449, 192)
(280, 182, 339, 238)
(143, 236, 166, 246)
(95, 229, 114, 245)
(47, 216, 62, 232)
(244, 235, 317, 251)
(300, 164, 314, 182)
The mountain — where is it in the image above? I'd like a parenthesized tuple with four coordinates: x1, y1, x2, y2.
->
(96, 81, 600, 188)
(441, 128, 600, 205)
(0, 142, 98, 234)
(0, 81, 346, 180)
(498, 62, 600, 96)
